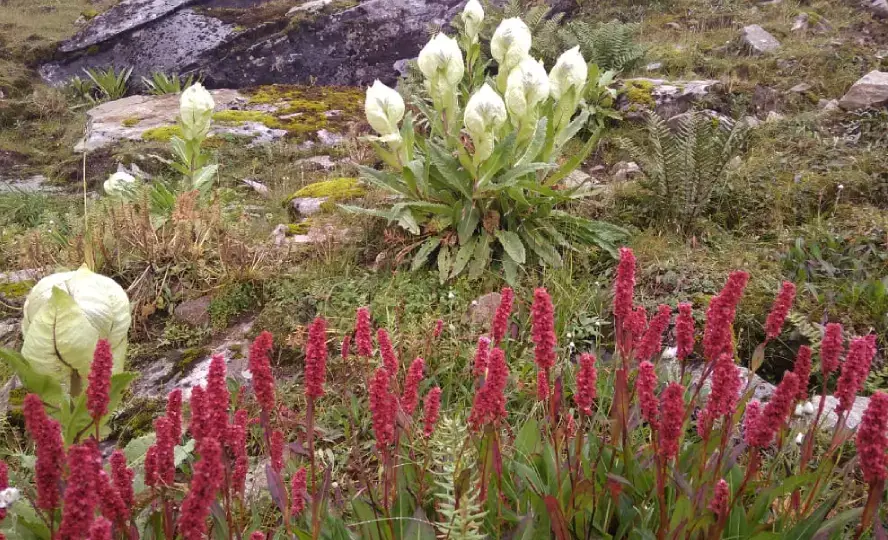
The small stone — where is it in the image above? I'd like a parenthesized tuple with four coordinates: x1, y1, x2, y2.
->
(242, 178, 269, 197)
(295, 155, 338, 171)
(562, 170, 592, 190)
(861, 0, 888, 18)
(788, 82, 812, 93)
(645, 62, 663, 72)
(818, 99, 840, 112)
(839, 70, 888, 110)
(465, 292, 501, 326)
(740, 24, 781, 54)
(741, 115, 762, 128)
(316, 129, 344, 146)
(290, 197, 326, 217)
(791, 13, 809, 32)
(612, 161, 641, 182)
(766, 111, 785, 122)
(287, 0, 334, 14)
(665, 22, 682, 30)
(173, 296, 213, 327)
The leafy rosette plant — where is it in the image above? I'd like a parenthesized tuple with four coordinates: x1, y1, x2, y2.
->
(349, 8, 626, 283)
(0, 266, 136, 442)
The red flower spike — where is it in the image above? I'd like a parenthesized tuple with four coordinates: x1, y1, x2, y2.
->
(820, 323, 843, 376)
(189, 386, 206, 441)
(855, 392, 888, 484)
(675, 303, 695, 361)
(636, 304, 672, 363)
(637, 361, 660, 430)
(228, 409, 249, 496)
(270, 430, 285, 473)
(178, 439, 224, 540)
(110, 450, 135, 509)
(657, 383, 686, 461)
(290, 467, 307, 517)
(742, 401, 762, 446)
(531, 288, 557, 372)
(792, 346, 812, 401)
(377, 328, 399, 377)
(702, 271, 749, 361)
(835, 335, 877, 415)
(702, 353, 741, 424)
(765, 281, 797, 341)
(166, 388, 183, 443)
(89, 518, 113, 540)
(536, 369, 550, 402)
(0, 460, 7, 521)
(574, 353, 598, 416)
(22, 394, 64, 511)
(341, 334, 351, 360)
(433, 319, 444, 339)
(469, 347, 509, 429)
(86, 338, 113, 422)
(613, 247, 636, 322)
(709, 479, 730, 518)
(144, 446, 159, 488)
(98, 469, 129, 524)
(473, 336, 491, 379)
(491, 287, 514, 345)
(355, 307, 374, 358)
(248, 331, 276, 415)
(59, 440, 102, 540)
(748, 371, 799, 447)
(369, 367, 396, 449)
(401, 357, 425, 415)
(423, 387, 442, 438)
(627, 306, 648, 351)
(250, 533, 266, 540)
(205, 355, 231, 441)
(154, 416, 176, 485)
(305, 317, 328, 400)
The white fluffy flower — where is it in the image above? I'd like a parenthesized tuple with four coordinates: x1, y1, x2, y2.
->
(0, 487, 20, 509)
(505, 57, 550, 120)
(491, 18, 532, 75)
(549, 46, 588, 100)
(417, 33, 465, 97)
(103, 170, 137, 197)
(462, 0, 484, 42)
(464, 84, 507, 161)
(365, 80, 405, 139)
(179, 82, 215, 138)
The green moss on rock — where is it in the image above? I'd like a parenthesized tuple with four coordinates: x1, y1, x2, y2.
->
(109, 397, 165, 445)
(624, 80, 657, 109)
(142, 125, 183, 142)
(121, 116, 141, 127)
(175, 347, 210, 376)
(287, 178, 365, 207)
(0, 280, 34, 299)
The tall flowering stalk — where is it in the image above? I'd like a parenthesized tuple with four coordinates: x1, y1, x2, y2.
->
(675, 303, 695, 366)
(702, 271, 749, 362)
(86, 339, 113, 433)
(656, 382, 685, 539)
(531, 288, 557, 402)
(249, 331, 276, 417)
(59, 440, 101, 540)
(635, 304, 672, 363)
(854, 392, 887, 539)
(613, 247, 637, 359)
(355, 307, 374, 358)
(574, 353, 597, 417)
(636, 361, 660, 431)
(422, 387, 442, 437)
(472, 336, 491, 380)
(377, 328, 399, 378)
(764, 281, 796, 341)
(834, 335, 876, 419)
(178, 439, 224, 540)
(469, 347, 509, 429)
(400, 357, 425, 416)
(491, 287, 514, 346)
(304, 316, 327, 535)
(747, 371, 799, 448)
(22, 394, 64, 514)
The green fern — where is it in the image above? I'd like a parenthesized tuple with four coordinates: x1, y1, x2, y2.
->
(563, 20, 647, 73)
(617, 111, 751, 233)
(428, 416, 486, 540)
(787, 311, 822, 350)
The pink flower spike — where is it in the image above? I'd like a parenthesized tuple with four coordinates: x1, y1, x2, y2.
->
(469, 347, 509, 430)
(536, 369, 550, 402)
(742, 401, 762, 447)
(491, 287, 514, 345)
(637, 361, 660, 430)
(341, 333, 351, 360)
(248, 331, 276, 415)
(747, 371, 799, 448)
(657, 383, 686, 461)
(792, 346, 812, 401)
(369, 367, 396, 449)
(22, 394, 64, 512)
(86, 339, 113, 422)
(855, 392, 888, 485)
(205, 354, 231, 441)
(290, 467, 307, 517)
(820, 323, 843, 376)
(377, 328, 399, 377)
(270, 430, 285, 474)
(305, 317, 328, 400)
(531, 288, 557, 371)
(167, 388, 183, 443)
(110, 450, 135, 509)
(709, 479, 730, 518)
(400, 357, 425, 416)
(675, 303, 695, 361)
(433, 319, 444, 339)
(473, 336, 491, 379)
(636, 304, 672, 363)
(89, 518, 113, 540)
(59, 440, 102, 540)
(613, 247, 636, 322)
(423, 387, 442, 437)
(835, 335, 877, 415)
(355, 307, 374, 357)
(764, 281, 797, 341)
(574, 353, 597, 416)
(177, 439, 224, 540)
(702, 271, 749, 361)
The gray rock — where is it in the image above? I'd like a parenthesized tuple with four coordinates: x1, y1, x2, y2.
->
(766, 110, 785, 122)
(860, 0, 888, 18)
(287, 0, 335, 14)
(740, 24, 781, 54)
(661, 360, 777, 403)
(60, 0, 198, 53)
(45, 0, 467, 88)
(562, 170, 594, 191)
(315, 129, 345, 147)
(620, 78, 721, 118)
(789, 82, 812, 93)
(0, 269, 42, 284)
(295, 155, 339, 171)
(0, 175, 58, 193)
(741, 115, 762, 129)
(645, 62, 663, 72)
(173, 295, 213, 326)
(465, 292, 501, 327)
(791, 13, 809, 32)
(0, 319, 19, 348)
(290, 197, 326, 217)
(242, 178, 269, 197)
(665, 22, 682, 30)
(612, 161, 641, 182)
(818, 99, 840, 112)
(839, 71, 888, 110)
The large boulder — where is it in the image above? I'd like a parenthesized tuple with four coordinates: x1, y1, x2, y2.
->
(839, 71, 888, 110)
(42, 0, 466, 88)
(740, 25, 781, 55)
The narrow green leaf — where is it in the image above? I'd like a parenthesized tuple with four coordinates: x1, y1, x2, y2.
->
(450, 236, 478, 279)
(437, 245, 452, 284)
(495, 230, 526, 265)
(411, 237, 441, 271)
(516, 117, 549, 168)
(467, 233, 491, 280)
(544, 129, 602, 187)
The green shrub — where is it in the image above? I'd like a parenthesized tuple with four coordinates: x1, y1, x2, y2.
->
(83, 66, 132, 102)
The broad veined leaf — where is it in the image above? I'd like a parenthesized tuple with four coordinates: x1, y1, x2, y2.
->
(358, 165, 411, 196)
(437, 245, 452, 284)
(468, 233, 492, 280)
(487, 163, 553, 191)
(428, 142, 472, 200)
(0, 348, 64, 406)
(457, 205, 480, 245)
(450, 236, 478, 279)
(191, 164, 218, 194)
(495, 230, 526, 265)
(477, 133, 517, 189)
(412, 237, 441, 271)
(515, 117, 549, 168)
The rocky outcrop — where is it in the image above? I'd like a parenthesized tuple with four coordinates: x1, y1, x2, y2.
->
(620, 78, 722, 118)
(43, 0, 466, 88)
(839, 70, 888, 110)
(859, 0, 888, 18)
(740, 25, 781, 54)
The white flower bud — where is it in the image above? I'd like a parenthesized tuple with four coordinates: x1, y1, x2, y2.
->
(179, 83, 215, 139)
(0, 487, 20, 509)
(103, 170, 137, 197)
(365, 80, 405, 139)
(464, 83, 507, 161)
(803, 401, 815, 415)
(491, 18, 532, 75)
(795, 433, 804, 445)
(462, 0, 484, 42)
(505, 57, 550, 120)
(417, 33, 465, 98)
(549, 46, 588, 100)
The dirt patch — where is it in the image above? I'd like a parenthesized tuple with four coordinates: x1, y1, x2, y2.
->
(0, 150, 30, 171)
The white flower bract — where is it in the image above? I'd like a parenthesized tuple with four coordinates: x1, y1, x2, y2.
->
(103, 170, 137, 197)
(505, 57, 550, 120)
(491, 18, 532, 75)
(179, 83, 215, 138)
(548, 46, 588, 100)
(464, 84, 507, 161)
(417, 33, 465, 99)
(462, 0, 484, 42)
(365, 80, 405, 138)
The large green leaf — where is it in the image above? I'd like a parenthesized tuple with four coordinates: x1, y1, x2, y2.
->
(468, 233, 492, 280)
(450, 236, 478, 279)
(516, 117, 549, 168)
(487, 163, 553, 192)
(495, 230, 526, 265)
(428, 142, 472, 200)
(411, 237, 441, 271)
(437, 245, 452, 284)
(358, 165, 411, 197)
(0, 348, 64, 405)
(457, 205, 480, 245)
(784, 495, 838, 540)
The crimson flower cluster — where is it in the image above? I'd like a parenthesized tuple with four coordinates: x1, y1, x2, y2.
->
(820, 323, 844, 376)
(469, 347, 509, 429)
(423, 387, 442, 437)
(675, 302, 695, 361)
(472, 336, 491, 379)
(746, 371, 799, 448)
(702, 271, 749, 361)
(400, 357, 425, 415)
(305, 317, 328, 399)
(835, 335, 877, 415)
(491, 287, 514, 345)
(764, 281, 796, 341)
(355, 306, 374, 357)
(635, 304, 672, 363)
(637, 361, 660, 430)
(531, 288, 557, 401)
(248, 331, 276, 415)
(855, 392, 888, 485)
(86, 338, 113, 422)
(574, 353, 597, 416)
(22, 394, 64, 511)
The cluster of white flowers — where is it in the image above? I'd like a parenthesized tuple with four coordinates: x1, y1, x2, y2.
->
(363, 2, 589, 163)
(179, 82, 215, 140)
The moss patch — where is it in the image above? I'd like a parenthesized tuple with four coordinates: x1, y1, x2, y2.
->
(287, 177, 365, 204)
(109, 397, 165, 445)
(623, 79, 656, 109)
(245, 85, 364, 140)
(141, 125, 183, 142)
(121, 116, 141, 127)
(175, 347, 210, 377)
(0, 279, 34, 299)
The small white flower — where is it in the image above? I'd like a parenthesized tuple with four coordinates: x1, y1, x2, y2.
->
(365, 80, 405, 139)
(417, 33, 465, 98)
(566, 332, 573, 339)
(569, 341, 576, 348)
(461, 0, 484, 42)
(103, 170, 137, 197)
(179, 83, 215, 138)
(662, 346, 678, 360)
(505, 57, 550, 121)
(837, 184, 844, 190)
(0, 487, 21, 509)
(464, 83, 507, 161)
(803, 401, 815, 415)
(448, 291, 455, 299)
(549, 46, 588, 100)
(794, 404, 804, 417)
(491, 18, 532, 75)
(795, 433, 804, 445)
